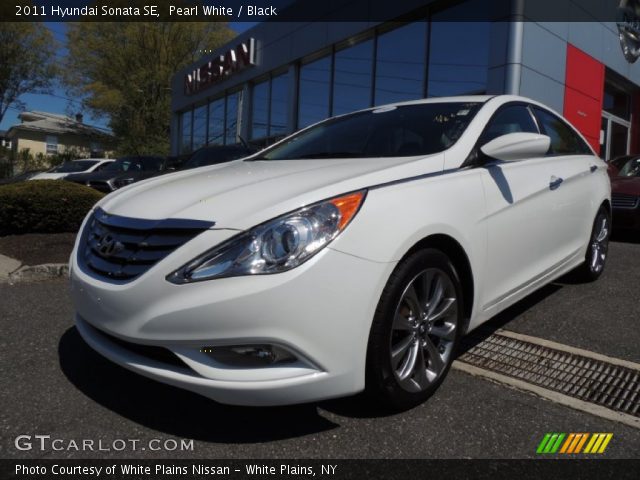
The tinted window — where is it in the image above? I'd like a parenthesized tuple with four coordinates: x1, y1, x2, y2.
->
(53, 160, 99, 173)
(479, 105, 538, 145)
(375, 22, 426, 105)
(610, 156, 640, 177)
(532, 107, 591, 155)
(298, 56, 331, 128)
(333, 39, 373, 116)
(257, 102, 481, 160)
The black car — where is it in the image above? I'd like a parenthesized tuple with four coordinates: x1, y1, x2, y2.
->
(179, 145, 256, 170)
(65, 156, 168, 193)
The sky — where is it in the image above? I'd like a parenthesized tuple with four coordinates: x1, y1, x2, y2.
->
(0, 22, 257, 132)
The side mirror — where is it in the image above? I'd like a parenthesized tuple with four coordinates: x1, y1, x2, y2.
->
(480, 132, 550, 162)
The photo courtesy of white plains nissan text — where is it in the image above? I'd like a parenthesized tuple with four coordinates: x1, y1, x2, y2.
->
(70, 95, 611, 409)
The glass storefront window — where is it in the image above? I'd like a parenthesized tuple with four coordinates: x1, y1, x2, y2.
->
(270, 72, 289, 137)
(180, 109, 192, 153)
(251, 80, 270, 140)
(603, 83, 631, 120)
(375, 23, 427, 105)
(192, 105, 207, 150)
(298, 55, 331, 129)
(207, 98, 224, 145)
(225, 91, 240, 145)
(428, 0, 489, 97)
(333, 39, 374, 116)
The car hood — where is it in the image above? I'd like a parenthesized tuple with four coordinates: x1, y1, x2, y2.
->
(98, 155, 446, 229)
(611, 176, 640, 196)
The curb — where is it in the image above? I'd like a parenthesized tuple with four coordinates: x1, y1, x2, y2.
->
(2, 263, 69, 284)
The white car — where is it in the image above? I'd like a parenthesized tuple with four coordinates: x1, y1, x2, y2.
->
(29, 158, 114, 180)
(70, 95, 610, 409)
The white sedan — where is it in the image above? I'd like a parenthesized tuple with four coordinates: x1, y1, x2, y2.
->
(70, 95, 610, 409)
(29, 158, 114, 180)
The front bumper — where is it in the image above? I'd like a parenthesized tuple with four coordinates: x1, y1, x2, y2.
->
(71, 237, 394, 406)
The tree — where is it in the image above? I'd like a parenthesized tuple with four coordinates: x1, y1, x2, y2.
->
(63, 6, 235, 155)
(0, 22, 57, 125)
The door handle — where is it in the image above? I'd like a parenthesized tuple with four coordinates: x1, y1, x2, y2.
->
(549, 176, 564, 190)
(590, 165, 598, 173)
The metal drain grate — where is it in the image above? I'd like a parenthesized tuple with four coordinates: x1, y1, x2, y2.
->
(457, 333, 640, 417)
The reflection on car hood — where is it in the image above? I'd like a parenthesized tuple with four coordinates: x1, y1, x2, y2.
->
(97, 155, 445, 230)
(611, 176, 640, 196)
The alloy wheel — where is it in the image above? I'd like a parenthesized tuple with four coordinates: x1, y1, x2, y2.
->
(590, 214, 609, 274)
(390, 268, 458, 393)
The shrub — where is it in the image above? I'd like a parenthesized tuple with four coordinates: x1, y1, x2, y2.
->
(0, 180, 104, 235)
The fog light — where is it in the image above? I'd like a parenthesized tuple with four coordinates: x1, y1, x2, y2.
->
(200, 344, 297, 367)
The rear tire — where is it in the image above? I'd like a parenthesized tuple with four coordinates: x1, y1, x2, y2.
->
(574, 206, 611, 282)
(365, 249, 463, 410)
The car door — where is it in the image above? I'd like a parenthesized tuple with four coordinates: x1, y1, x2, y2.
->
(530, 106, 596, 260)
(477, 104, 564, 314)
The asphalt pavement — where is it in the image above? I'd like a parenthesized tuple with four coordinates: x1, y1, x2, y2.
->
(1, 240, 639, 459)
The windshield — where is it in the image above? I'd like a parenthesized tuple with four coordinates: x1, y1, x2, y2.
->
(611, 156, 640, 177)
(102, 156, 165, 173)
(53, 160, 99, 173)
(183, 146, 252, 169)
(254, 102, 482, 161)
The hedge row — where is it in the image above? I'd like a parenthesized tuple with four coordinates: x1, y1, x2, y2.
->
(0, 180, 104, 235)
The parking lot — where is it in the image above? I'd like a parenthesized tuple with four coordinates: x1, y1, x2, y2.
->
(1, 237, 639, 460)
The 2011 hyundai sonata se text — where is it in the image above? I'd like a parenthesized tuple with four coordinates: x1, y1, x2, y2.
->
(70, 95, 611, 409)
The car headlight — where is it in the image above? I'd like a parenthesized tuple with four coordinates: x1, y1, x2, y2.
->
(167, 190, 366, 284)
(113, 177, 135, 189)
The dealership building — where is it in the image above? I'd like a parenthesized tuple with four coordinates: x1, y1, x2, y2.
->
(170, 0, 640, 161)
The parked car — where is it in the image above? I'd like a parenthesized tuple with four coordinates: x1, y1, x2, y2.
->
(179, 145, 257, 170)
(29, 159, 114, 180)
(608, 155, 640, 231)
(70, 95, 610, 409)
(0, 169, 45, 185)
(65, 156, 168, 193)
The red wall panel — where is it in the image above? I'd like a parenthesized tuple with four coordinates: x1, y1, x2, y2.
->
(563, 44, 604, 155)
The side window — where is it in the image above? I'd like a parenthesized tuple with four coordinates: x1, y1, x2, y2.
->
(532, 107, 591, 155)
(479, 105, 538, 145)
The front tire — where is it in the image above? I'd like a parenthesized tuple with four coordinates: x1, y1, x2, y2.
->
(365, 249, 463, 410)
(574, 206, 611, 282)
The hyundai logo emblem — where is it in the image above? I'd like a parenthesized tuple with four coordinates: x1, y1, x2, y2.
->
(617, 0, 640, 63)
(97, 233, 124, 258)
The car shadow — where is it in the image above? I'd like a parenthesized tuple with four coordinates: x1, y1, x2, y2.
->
(611, 230, 640, 244)
(58, 327, 338, 443)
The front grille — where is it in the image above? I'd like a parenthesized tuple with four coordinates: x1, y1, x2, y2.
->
(80, 207, 214, 282)
(612, 193, 639, 209)
(88, 180, 114, 193)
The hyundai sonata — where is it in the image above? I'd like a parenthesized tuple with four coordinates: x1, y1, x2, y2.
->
(70, 95, 611, 409)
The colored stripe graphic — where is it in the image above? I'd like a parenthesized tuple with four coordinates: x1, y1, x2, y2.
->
(537, 433, 613, 454)
(536, 432, 613, 455)
(574, 433, 589, 453)
(584, 433, 614, 454)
